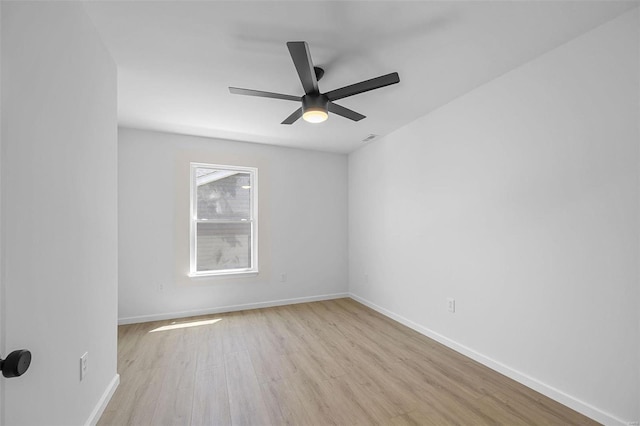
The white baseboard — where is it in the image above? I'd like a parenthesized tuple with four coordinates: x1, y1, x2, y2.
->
(118, 292, 349, 325)
(85, 373, 120, 426)
(349, 293, 634, 426)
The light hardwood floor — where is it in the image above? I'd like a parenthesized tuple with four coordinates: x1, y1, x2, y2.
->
(98, 298, 598, 425)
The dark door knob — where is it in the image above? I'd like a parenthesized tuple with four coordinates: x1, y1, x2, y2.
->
(1, 350, 31, 378)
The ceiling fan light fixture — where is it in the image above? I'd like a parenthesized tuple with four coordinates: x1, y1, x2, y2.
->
(301, 94, 329, 124)
(303, 107, 328, 123)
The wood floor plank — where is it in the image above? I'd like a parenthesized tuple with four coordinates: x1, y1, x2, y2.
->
(97, 367, 165, 426)
(224, 350, 272, 426)
(219, 312, 249, 355)
(99, 298, 599, 426)
(247, 345, 296, 384)
(150, 349, 197, 425)
(190, 366, 231, 426)
(327, 374, 406, 424)
(389, 407, 464, 426)
(260, 378, 316, 425)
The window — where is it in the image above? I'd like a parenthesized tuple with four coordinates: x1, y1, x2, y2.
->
(190, 163, 257, 277)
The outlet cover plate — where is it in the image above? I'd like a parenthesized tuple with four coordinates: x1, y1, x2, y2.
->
(80, 352, 88, 381)
(447, 298, 456, 313)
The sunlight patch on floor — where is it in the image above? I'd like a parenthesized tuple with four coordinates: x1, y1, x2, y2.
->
(149, 318, 222, 333)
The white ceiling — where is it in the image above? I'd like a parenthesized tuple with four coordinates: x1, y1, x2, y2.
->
(84, 1, 636, 154)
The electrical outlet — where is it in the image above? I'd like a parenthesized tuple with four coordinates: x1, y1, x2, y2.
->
(280, 273, 287, 283)
(447, 298, 456, 313)
(158, 283, 164, 292)
(80, 352, 88, 381)
(364, 274, 369, 284)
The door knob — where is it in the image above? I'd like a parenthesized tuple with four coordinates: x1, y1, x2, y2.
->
(0, 350, 31, 378)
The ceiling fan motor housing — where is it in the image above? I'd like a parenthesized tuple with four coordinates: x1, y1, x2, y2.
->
(302, 93, 329, 114)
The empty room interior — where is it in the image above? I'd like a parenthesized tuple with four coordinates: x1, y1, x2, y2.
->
(1, 1, 639, 425)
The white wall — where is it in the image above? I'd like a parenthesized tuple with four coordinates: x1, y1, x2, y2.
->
(1, 2, 118, 425)
(349, 9, 639, 425)
(118, 127, 348, 323)
(0, 1, 4, 423)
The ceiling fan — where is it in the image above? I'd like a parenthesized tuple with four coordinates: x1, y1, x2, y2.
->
(229, 41, 400, 124)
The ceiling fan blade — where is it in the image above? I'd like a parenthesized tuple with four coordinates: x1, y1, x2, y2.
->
(229, 87, 300, 102)
(325, 72, 400, 101)
(287, 41, 319, 95)
(281, 108, 303, 125)
(328, 102, 366, 121)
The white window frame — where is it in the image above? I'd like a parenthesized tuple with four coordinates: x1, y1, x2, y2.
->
(189, 162, 258, 277)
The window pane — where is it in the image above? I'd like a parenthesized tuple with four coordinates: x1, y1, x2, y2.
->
(196, 222, 252, 271)
(196, 168, 251, 220)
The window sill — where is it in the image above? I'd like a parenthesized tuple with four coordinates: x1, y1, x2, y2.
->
(188, 270, 259, 279)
